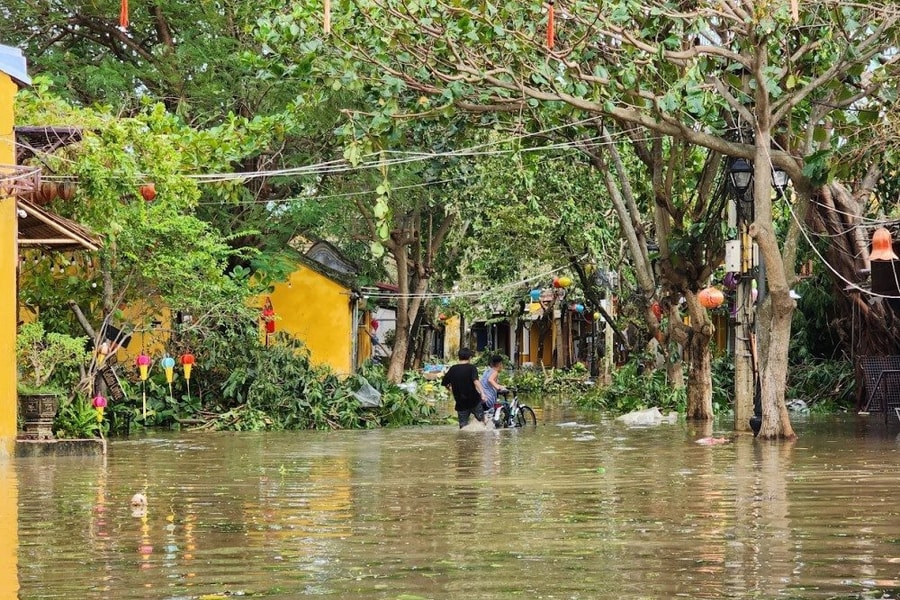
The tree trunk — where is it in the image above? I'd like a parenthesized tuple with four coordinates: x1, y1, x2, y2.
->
(750, 124, 796, 439)
(683, 291, 713, 420)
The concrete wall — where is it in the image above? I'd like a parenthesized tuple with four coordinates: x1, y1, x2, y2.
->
(268, 263, 355, 375)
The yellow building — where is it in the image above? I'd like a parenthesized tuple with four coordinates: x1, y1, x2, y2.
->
(0, 42, 29, 599)
(267, 246, 370, 376)
(1, 46, 30, 455)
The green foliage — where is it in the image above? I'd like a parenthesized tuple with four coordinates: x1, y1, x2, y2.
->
(788, 359, 855, 412)
(579, 360, 686, 414)
(54, 394, 106, 439)
(114, 328, 438, 433)
(15, 322, 88, 393)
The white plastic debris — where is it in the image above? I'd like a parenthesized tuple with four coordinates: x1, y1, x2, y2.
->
(615, 407, 678, 426)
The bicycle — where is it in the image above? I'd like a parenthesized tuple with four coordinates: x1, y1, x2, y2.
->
(489, 387, 537, 428)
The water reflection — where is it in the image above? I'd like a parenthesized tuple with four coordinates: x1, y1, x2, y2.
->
(12, 413, 900, 598)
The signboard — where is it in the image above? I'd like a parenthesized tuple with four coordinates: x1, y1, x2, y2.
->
(98, 357, 127, 403)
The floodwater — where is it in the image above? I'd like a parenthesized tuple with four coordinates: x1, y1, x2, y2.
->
(10, 407, 900, 599)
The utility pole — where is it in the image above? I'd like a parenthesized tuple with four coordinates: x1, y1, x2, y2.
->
(728, 158, 755, 432)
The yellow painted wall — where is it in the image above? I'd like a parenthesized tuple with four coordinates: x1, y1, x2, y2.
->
(268, 264, 354, 375)
(0, 70, 19, 596)
(1, 73, 18, 456)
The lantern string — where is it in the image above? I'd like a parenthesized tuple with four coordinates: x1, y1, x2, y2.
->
(358, 254, 590, 300)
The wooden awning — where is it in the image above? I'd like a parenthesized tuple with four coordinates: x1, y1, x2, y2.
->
(17, 198, 100, 252)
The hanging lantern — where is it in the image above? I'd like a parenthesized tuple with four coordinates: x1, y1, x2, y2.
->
(140, 183, 156, 202)
(180, 353, 195, 380)
(262, 297, 276, 334)
(97, 341, 110, 365)
(552, 276, 561, 288)
(593, 311, 601, 321)
(574, 303, 585, 313)
(723, 272, 739, 291)
(92, 394, 107, 422)
(438, 313, 448, 321)
(120, 0, 129, 29)
(698, 286, 725, 309)
(557, 276, 573, 288)
(751, 280, 759, 304)
(529, 288, 541, 302)
(161, 356, 176, 383)
(136, 354, 150, 381)
(371, 319, 379, 332)
(870, 227, 899, 261)
(651, 301, 662, 320)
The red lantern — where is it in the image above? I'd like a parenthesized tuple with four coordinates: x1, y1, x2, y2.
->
(552, 277, 561, 288)
(698, 287, 725, 309)
(651, 301, 662, 320)
(370, 319, 379, 332)
(262, 297, 276, 334)
(140, 183, 156, 202)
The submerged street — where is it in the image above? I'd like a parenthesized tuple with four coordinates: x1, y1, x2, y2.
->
(12, 408, 900, 599)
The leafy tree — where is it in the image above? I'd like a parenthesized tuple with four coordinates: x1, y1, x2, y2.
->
(265, 0, 899, 438)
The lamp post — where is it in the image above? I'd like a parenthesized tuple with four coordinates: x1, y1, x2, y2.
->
(727, 158, 789, 435)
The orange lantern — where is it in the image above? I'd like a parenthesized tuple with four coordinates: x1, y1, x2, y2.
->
(870, 228, 899, 261)
(698, 287, 725, 309)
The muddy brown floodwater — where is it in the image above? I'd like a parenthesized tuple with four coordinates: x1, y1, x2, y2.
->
(10, 408, 900, 599)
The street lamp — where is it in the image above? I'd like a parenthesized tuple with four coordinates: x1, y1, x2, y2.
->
(727, 157, 790, 436)
(729, 158, 753, 193)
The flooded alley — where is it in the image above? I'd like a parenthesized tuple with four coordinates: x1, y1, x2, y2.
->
(11, 411, 900, 599)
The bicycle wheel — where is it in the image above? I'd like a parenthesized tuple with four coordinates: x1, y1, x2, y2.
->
(515, 405, 537, 427)
(493, 406, 510, 428)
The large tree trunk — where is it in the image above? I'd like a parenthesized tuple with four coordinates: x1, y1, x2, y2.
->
(750, 119, 796, 439)
(683, 291, 714, 420)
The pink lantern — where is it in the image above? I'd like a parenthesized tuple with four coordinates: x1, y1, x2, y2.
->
(136, 354, 150, 381)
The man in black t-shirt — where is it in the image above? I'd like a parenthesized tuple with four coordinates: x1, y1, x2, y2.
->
(442, 347, 488, 428)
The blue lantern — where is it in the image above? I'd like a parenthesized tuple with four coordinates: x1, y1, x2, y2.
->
(529, 289, 541, 302)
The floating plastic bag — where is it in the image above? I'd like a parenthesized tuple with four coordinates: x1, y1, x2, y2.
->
(353, 378, 382, 408)
(615, 407, 678, 426)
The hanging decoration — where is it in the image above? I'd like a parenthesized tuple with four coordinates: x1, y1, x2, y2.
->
(140, 183, 156, 202)
(262, 297, 276, 346)
(870, 227, 899, 261)
(698, 286, 725, 309)
(92, 394, 107, 423)
(97, 342, 110, 365)
(574, 303, 585, 313)
(120, 0, 129, 29)
(546, 0, 555, 49)
(181, 353, 195, 403)
(723, 272, 739, 291)
(161, 356, 176, 399)
(751, 280, 759, 304)
(529, 288, 542, 302)
(651, 301, 662, 321)
(555, 276, 572, 288)
(136, 354, 150, 419)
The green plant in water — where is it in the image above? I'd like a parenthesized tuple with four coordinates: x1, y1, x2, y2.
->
(54, 394, 106, 439)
